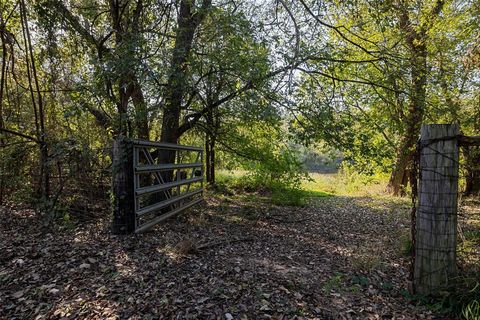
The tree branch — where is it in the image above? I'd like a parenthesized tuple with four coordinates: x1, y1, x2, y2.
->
(0, 127, 39, 143)
(50, 0, 103, 50)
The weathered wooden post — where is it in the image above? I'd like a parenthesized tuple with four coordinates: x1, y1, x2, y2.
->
(112, 136, 135, 234)
(414, 124, 459, 294)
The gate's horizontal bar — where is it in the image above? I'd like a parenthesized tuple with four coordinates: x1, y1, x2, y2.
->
(135, 162, 203, 172)
(136, 189, 203, 216)
(135, 198, 204, 233)
(133, 139, 203, 151)
(135, 176, 203, 196)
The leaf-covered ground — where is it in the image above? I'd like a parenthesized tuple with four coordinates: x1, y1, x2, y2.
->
(0, 192, 454, 319)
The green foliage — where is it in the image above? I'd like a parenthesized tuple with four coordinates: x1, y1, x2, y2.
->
(290, 0, 479, 178)
(400, 277, 480, 318)
(269, 186, 307, 207)
(340, 165, 390, 193)
(455, 279, 480, 319)
(215, 170, 330, 207)
(245, 147, 308, 189)
(290, 85, 396, 175)
(400, 236, 414, 257)
(214, 120, 310, 193)
(0, 144, 35, 204)
(322, 274, 344, 293)
(463, 299, 480, 320)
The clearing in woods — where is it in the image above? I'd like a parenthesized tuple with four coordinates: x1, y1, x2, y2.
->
(0, 174, 473, 319)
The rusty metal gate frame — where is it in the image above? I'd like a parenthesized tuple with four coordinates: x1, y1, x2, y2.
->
(132, 139, 203, 233)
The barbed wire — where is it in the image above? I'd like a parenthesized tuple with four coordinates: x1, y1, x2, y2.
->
(410, 134, 480, 291)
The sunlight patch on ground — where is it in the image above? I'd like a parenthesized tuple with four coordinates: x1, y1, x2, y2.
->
(302, 172, 392, 198)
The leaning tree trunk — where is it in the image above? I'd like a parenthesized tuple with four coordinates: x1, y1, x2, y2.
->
(387, 71, 426, 196)
(388, 1, 444, 196)
(159, 0, 212, 146)
(159, 1, 194, 180)
(387, 28, 427, 196)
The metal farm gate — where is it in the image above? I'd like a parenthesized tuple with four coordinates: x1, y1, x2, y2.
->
(112, 137, 204, 234)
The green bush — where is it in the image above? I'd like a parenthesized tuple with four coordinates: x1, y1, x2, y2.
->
(340, 164, 389, 193)
(215, 171, 330, 206)
(243, 146, 309, 189)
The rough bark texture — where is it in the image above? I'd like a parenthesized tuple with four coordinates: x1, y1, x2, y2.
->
(157, 0, 212, 193)
(387, 2, 444, 196)
(161, 0, 211, 145)
(414, 124, 458, 295)
(112, 137, 136, 234)
(387, 46, 427, 195)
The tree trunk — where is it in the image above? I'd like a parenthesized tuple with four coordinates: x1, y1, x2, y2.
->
(131, 78, 149, 140)
(205, 132, 211, 183)
(205, 106, 217, 185)
(160, 0, 211, 145)
(464, 147, 480, 196)
(20, 0, 50, 201)
(387, 52, 426, 196)
(388, 10, 428, 196)
(161, 0, 196, 145)
(388, 149, 411, 196)
(158, 0, 212, 192)
(0, 24, 7, 204)
(205, 131, 216, 185)
(209, 138, 215, 184)
(112, 137, 135, 234)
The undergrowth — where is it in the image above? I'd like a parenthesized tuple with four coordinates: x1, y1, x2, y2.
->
(214, 171, 330, 206)
(400, 275, 480, 319)
(214, 167, 395, 206)
(303, 169, 390, 197)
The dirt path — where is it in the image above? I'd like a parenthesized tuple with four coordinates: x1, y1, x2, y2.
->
(0, 194, 444, 319)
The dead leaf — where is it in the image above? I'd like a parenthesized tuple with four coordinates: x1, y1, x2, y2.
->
(12, 290, 24, 299)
